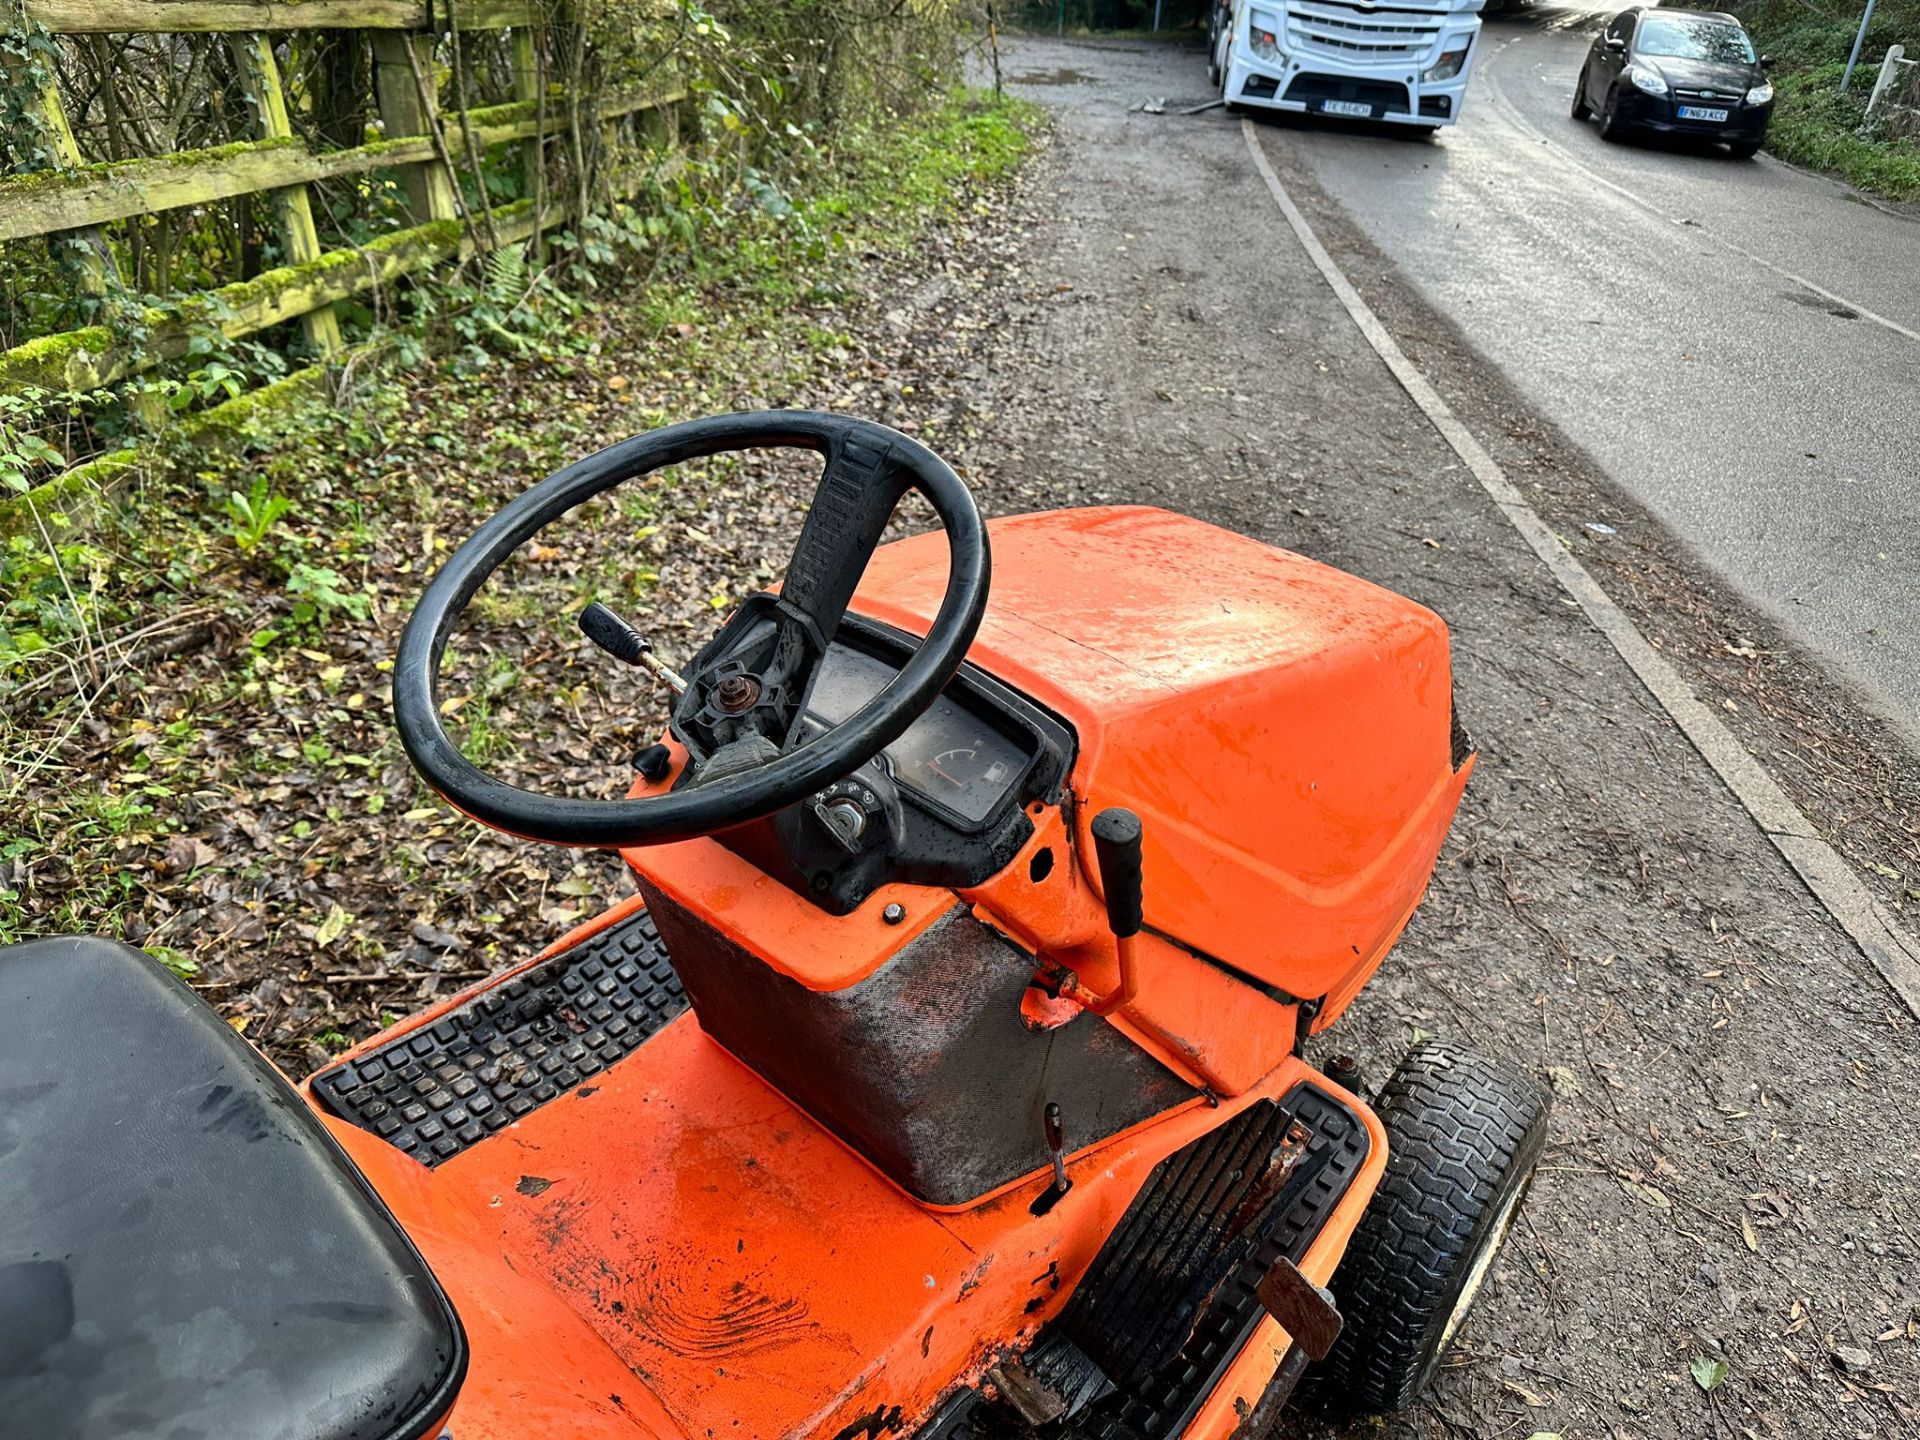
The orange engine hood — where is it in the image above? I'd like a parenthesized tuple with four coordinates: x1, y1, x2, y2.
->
(852, 506, 1468, 1005)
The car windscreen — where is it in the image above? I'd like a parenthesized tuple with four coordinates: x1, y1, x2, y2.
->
(1634, 15, 1756, 64)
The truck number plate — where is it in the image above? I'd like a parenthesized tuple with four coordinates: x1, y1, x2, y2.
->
(1677, 105, 1729, 122)
(1320, 99, 1373, 117)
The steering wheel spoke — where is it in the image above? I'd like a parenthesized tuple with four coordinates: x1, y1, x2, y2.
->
(392, 411, 989, 849)
(674, 430, 915, 760)
(779, 427, 914, 652)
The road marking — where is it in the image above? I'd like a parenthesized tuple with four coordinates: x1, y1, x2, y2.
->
(1241, 117, 1920, 1022)
(1478, 36, 1920, 346)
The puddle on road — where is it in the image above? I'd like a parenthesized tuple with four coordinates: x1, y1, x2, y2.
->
(1010, 67, 1097, 86)
(1785, 290, 1861, 321)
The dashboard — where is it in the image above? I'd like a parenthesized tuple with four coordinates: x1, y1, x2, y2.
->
(733, 616, 1076, 914)
(803, 645, 1038, 828)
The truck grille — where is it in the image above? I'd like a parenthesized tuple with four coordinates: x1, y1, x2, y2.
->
(1284, 0, 1444, 66)
(1284, 73, 1412, 115)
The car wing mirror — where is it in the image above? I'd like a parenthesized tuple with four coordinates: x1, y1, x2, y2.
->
(1760, 54, 1774, 69)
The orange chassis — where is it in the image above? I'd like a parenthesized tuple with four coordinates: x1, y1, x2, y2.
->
(305, 506, 1474, 1440)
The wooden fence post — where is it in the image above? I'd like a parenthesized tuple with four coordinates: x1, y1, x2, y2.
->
(1, 0, 117, 305)
(0, 0, 167, 423)
(510, 23, 545, 263)
(230, 33, 344, 357)
(371, 29, 458, 224)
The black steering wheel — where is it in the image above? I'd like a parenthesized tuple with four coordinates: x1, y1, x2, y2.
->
(393, 411, 990, 848)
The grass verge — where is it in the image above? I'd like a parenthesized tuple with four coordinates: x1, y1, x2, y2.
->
(1697, 0, 1920, 200)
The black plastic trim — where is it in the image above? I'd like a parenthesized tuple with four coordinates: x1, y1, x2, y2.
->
(832, 612, 1078, 832)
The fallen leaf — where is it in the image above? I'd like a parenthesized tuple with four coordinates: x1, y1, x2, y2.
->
(1502, 1380, 1549, 1407)
(1740, 1215, 1758, 1253)
(1690, 1355, 1728, 1393)
(1618, 1176, 1672, 1211)
(314, 904, 352, 949)
(161, 834, 219, 874)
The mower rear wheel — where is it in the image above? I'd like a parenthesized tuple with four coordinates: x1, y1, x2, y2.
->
(1309, 1042, 1552, 1413)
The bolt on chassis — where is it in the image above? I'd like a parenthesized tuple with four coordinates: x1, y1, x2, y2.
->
(1, 412, 1552, 1440)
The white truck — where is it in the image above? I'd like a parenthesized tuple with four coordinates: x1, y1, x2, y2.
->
(1208, 0, 1486, 130)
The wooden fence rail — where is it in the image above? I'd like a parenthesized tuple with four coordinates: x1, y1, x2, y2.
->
(21, 1, 541, 33)
(0, 88, 678, 243)
(1, 0, 690, 506)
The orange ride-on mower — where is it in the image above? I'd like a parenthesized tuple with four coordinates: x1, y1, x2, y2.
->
(2, 413, 1552, 1440)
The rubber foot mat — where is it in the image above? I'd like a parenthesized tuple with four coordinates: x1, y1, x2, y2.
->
(310, 908, 685, 1164)
(915, 1082, 1370, 1440)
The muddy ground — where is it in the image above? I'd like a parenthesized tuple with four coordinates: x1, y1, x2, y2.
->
(927, 35, 1917, 1440)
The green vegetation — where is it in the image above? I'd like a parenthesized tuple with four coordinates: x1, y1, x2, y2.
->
(1687, 0, 1920, 200)
(0, 84, 1038, 1064)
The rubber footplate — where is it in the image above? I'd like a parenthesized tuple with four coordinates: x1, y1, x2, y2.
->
(915, 1082, 1370, 1440)
(310, 908, 685, 1164)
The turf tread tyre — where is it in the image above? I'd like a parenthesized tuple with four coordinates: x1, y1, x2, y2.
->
(1312, 1042, 1551, 1413)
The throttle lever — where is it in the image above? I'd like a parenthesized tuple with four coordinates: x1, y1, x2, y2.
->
(579, 602, 688, 695)
(1087, 807, 1143, 1016)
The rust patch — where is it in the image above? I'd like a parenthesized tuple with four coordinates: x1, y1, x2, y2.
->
(831, 1404, 904, 1440)
(920, 1325, 933, 1358)
(956, 1254, 993, 1300)
(516, 1174, 554, 1197)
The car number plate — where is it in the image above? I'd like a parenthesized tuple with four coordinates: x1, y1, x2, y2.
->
(1320, 99, 1373, 117)
(1677, 105, 1729, 122)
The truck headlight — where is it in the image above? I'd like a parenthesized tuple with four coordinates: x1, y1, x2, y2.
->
(1422, 46, 1470, 83)
(1626, 63, 1669, 96)
(1250, 9, 1280, 61)
(1745, 81, 1773, 105)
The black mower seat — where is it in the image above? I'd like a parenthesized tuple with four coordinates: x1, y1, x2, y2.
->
(0, 937, 465, 1440)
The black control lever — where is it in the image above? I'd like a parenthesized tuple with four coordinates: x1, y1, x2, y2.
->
(1029, 1100, 1073, 1216)
(1087, 807, 1143, 1015)
(579, 602, 687, 695)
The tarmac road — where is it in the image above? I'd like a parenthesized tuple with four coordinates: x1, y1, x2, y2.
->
(980, 31, 1920, 1438)
(1281, 2, 1920, 738)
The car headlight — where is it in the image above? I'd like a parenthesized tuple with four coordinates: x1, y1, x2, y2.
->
(1422, 46, 1470, 83)
(1626, 63, 1669, 96)
(1745, 81, 1774, 105)
(1249, 11, 1281, 62)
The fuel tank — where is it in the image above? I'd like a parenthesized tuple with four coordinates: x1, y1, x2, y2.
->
(851, 506, 1471, 1012)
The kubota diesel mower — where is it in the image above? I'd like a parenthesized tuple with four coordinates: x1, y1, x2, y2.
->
(1, 413, 1552, 1440)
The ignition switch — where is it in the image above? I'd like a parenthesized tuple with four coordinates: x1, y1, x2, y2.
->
(817, 797, 869, 850)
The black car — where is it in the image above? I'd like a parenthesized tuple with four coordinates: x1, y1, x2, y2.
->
(1573, 8, 1774, 157)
